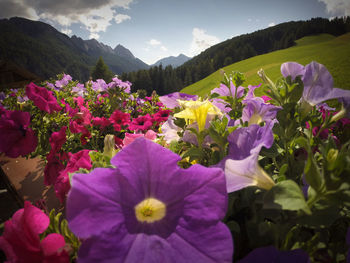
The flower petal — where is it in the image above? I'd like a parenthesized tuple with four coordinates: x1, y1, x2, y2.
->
(67, 168, 124, 238)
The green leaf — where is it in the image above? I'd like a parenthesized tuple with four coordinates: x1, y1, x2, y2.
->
(264, 180, 311, 214)
(304, 150, 324, 193)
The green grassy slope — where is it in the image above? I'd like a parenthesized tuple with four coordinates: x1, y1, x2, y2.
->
(181, 33, 350, 97)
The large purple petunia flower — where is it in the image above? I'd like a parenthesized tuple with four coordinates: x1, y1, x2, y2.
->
(67, 138, 233, 263)
(281, 61, 350, 106)
(0, 110, 38, 158)
(237, 246, 310, 263)
(302, 62, 350, 106)
(159, 92, 198, 109)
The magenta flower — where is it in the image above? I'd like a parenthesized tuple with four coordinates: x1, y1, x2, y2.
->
(129, 114, 154, 131)
(49, 126, 67, 153)
(159, 92, 198, 109)
(55, 149, 92, 203)
(0, 110, 37, 158)
(152, 109, 172, 123)
(26, 83, 62, 113)
(67, 138, 233, 262)
(0, 201, 69, 263)
(109, 109, 131, 131)
(92, 117, 111, 130)
(44, 153, 65, 186)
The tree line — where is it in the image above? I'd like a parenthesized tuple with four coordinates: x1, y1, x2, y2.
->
(120, 17, 350, 95)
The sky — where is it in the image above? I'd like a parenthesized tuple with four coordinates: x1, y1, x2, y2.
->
(1, 0, 349, 65)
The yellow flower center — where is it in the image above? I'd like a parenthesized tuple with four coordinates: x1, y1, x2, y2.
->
(135, 198, 166, 223)
(248, 113, 263, 126)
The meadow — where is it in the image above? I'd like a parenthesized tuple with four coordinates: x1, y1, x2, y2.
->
(181, 33, 350, 97)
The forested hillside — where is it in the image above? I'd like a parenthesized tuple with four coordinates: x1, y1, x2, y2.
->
(0, 17, 149, 81)
(121, 17, 350, 95)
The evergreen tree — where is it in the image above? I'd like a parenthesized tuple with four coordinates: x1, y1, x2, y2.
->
(91, 56, 114, 82)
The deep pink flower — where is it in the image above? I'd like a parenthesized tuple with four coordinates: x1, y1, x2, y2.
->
(74, 96, 86, 109)
(49, 126, 67, 153)
(129, 114, 154, 131)
(61, 99, 78, 117)
(26, 83, 62, 113)
(261, 95, 272, 103)
(0, 201, 69, 263)
(0, 110, 37, 158)
(69, 107, 92, 145)
(109, 110, 130, 131)
(0, 105, 6, 116)
(54, 149, 92, 202)
(115, 136, 124, 148)
(44, 154, 65, 186)
(152, 109, 172, 123)
(92, 117, 111, 130)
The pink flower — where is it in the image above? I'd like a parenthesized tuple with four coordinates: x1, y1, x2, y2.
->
(123, 130, 157, 147)
(26, 83, 62, 113)
(60, 99, 78, 117)
(54, 150, 92, 202)
(109, 110, 130, 131)
(129, 114, 154, 131)
(69, 107, 92, 145)
(261, 95, 272, 103)
(92, 117, 111, 130)
(152, 109, 172, 123)
(0, 110, 37, 158)
(49, 126, 67, 153)
(44, 154, 65, 186)
(0, 201, 69, 263)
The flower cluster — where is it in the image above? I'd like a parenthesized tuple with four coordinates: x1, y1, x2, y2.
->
(1, 61, 350, 262)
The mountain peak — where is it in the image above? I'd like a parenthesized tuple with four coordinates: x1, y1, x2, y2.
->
(153, 54, 191, 67)
(114, 44, 135, 59)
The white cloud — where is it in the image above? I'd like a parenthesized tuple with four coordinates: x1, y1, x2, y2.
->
(160, 46, 168, 51)
(268, 22, 276, 27)
(148, 39, 162, 46)
(89, 32, 100, 40)
(1, 0, 135, 39)
(61, 28, 72, 35)
(189, 28, 220, 56)
(248, 18, 252, 22)
(114, 14, 131, 24)
(318, 0, 350, 16)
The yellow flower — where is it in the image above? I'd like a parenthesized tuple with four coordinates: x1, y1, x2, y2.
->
(174, 100, 222, 132)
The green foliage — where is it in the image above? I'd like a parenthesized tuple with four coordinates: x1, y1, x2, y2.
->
(43, 209, 80, 261)
(183, 32, 350, 97)
(91, 56, 114, 82)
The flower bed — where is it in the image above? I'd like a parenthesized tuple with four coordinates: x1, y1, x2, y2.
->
(0, 62, 350, 262)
